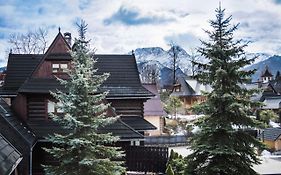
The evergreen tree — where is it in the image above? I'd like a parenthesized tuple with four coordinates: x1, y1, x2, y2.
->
(44, 21, 125, 175)
(185, 6, 263, 175)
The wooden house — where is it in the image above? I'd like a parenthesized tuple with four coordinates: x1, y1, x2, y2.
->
(143, 84, 165, 136)
(0, 31, 160, 174)
(262, 127, 281, 151)
(171, 76, 212, 111)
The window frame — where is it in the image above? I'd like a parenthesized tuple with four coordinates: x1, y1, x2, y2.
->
(52, 62, 69, 74)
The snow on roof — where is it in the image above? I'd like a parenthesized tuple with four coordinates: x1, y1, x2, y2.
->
(185, 79, 212, 95)
(262, 97, 281, 109)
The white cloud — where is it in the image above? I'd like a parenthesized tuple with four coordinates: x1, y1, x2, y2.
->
(0, 0, 281, 66)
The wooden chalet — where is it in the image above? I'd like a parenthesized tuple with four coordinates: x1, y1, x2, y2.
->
(171, 76, 212, 112)
(0, 31, 167, 174)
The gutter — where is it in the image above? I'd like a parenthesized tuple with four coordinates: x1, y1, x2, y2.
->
(29, 140, 37, 175)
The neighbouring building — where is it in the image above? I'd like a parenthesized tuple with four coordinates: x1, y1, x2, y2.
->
(143, 84, 165, 136)
(171, 76, 212, 111)
(0, 31, 159, 174)
(262, 127, 281, 151)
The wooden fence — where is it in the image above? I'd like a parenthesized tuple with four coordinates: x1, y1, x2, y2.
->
(144, 135, 189, 146)
(124, 146, 168, 173)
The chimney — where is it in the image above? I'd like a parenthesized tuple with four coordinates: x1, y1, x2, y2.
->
(64, 32, 72, 46)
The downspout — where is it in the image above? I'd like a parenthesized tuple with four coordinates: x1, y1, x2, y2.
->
(30, 141, 37, 175)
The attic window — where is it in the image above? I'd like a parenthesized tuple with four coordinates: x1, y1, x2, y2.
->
(174, 85, 181, 92)
(52, 63, 68, 73)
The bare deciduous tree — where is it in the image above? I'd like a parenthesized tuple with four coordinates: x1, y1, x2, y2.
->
(139, 62, 160, 84)
(168, 42, 182, 84)
(9, 27, 48, 54)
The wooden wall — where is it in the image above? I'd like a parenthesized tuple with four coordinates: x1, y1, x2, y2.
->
(110, 99, 145, 117)
(12, 94, 27, 120)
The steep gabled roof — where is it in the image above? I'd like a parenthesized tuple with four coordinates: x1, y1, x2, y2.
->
(171, 76, 212, 97)
(0, 134, 22, 175)
(30, 32, 71, 78)
(261, 66, 273, 77)
(2, 54, 42, 93)
(94, 54, 153, 99)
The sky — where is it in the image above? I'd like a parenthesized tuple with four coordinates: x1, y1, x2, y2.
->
(0, 0, 281, 66)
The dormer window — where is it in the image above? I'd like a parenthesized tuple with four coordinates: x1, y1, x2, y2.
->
(52, 63, 68, 73)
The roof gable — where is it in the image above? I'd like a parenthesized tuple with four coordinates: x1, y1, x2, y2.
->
(31, 32, 71, 77)
(45, 32, 71, 55)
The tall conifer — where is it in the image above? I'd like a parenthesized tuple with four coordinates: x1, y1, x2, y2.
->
(186, 6, 263, 175)
(44, 21, 124, 175)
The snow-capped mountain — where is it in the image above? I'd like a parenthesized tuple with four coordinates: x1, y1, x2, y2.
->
(135, 46, 190, 65)
(134, 46, 193, 75)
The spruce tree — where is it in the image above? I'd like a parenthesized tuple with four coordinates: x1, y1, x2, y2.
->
(44, 22, 125, 175)
(185, 6, 263, 175)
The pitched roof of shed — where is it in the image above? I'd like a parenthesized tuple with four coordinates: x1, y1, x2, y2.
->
(120, 116, 157, 131)
(263, 127, 281, 141)
(0, 134, 22, 175)
(143, 84, 165, 116)
(100, 119, 144, 140)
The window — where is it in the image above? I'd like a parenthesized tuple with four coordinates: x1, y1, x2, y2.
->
(52, 63, 68, 73)
(47, 100, 55, 113)
(47, 100, 64, 114)
(52, 64, 60, 73)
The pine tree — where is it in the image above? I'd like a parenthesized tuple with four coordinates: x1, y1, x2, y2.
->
(44, 21, 125, 175)
(185, 6, 263, 175)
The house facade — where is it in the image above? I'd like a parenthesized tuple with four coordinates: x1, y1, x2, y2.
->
(0, 31, 157, 174)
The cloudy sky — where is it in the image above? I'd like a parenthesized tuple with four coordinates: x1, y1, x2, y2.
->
(0, 0, 281, 66)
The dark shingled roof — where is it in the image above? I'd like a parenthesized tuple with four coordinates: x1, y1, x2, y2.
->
(263, 127, 281, 141)
(3, 54, 42, 92)
(18, 78, 65, 93)
(0, 98, 36, 147)
(45, 53, 72, 61)
(120, 116, 157, 131)
(16, 54, 153, 98)
(0, 134, 22, 175)
(261, 67, 273, 77)
(101, 119, 143, 140)
(28, 118, 143, 141)
(94, 54, 153, 98)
